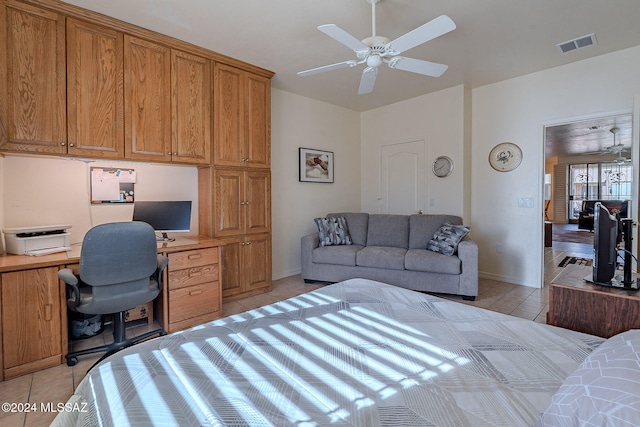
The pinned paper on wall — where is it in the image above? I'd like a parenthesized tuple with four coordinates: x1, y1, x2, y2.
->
(90, 167, 136, 203)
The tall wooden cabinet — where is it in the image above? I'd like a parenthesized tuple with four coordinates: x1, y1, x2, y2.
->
(0, 0, 66, 154)
(212, 62, 272, 301)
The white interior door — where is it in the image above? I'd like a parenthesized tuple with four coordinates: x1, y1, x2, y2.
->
(380, 140, 425, 214)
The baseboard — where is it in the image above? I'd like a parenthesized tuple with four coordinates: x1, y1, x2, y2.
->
(272, 268, 301, 281)
(479, 271, 540, 288)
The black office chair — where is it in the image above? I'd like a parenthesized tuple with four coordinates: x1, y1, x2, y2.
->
(58, 221, 169, 367)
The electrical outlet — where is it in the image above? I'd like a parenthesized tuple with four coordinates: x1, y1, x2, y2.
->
(496, 243, 503, 253)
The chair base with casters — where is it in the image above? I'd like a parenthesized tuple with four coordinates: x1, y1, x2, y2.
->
(65, 311, 166, 367)
(59, 221, 169, 369)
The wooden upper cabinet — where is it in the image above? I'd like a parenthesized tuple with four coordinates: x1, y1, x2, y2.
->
(124, 36, 171, 162)
(67, 18, 124, 158)
(214, 63, 270, 168)
(0, 0, 66, 153)
(171, 50, 211, 165)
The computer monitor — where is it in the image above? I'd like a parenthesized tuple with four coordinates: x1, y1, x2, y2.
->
(132, 201, 192, 241)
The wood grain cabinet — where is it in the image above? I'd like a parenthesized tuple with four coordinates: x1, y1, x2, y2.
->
(220, 234, 272, 301)
(124, 35, 172, 162)
(66, 18, 124, 158)
(214, 168, 271, 237)
(163, 246, 222, 333)
(0, 267, 65, 380)
(170, 50, 211, 164)
(213, 62, 270, 168)
(0, 0, 66, 154)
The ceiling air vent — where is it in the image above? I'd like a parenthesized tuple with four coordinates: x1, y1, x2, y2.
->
(556, 33, 597, 54)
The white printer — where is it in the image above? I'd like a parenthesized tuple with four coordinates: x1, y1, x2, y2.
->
(3, 224, 72, 256)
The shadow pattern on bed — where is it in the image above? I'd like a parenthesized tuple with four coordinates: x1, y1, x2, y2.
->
(52, 279, 604, 427)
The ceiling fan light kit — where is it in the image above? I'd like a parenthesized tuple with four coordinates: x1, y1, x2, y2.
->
(298, 0, 456, 94)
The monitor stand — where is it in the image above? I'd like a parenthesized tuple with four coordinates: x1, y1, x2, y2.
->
(156, 233, 175, 242)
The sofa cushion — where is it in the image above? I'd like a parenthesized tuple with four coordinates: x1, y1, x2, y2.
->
(313, 245, 364, 266)
(328, 212, 369, 246)
(356, 246, 407, 270)
(409, 214, 462, 249)
(314, 216, 352, 247)
(405, 249, 462, 274)
(427, 223, 470, 256)
(366, 214, 409, 248)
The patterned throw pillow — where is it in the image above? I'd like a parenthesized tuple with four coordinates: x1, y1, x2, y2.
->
(426, 222, 470, 256)
(314, 216, 353, 247)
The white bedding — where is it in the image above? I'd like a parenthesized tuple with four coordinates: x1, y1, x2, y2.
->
(52, 278, 604, 426)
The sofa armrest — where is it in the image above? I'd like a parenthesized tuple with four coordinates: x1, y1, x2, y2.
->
(301, 233, 320, 279)
(457, 236, 478, 297)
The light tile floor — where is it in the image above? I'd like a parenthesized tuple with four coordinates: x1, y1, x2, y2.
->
(0, 235, 590, 427)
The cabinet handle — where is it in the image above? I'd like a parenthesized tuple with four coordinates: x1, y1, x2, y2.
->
(60, 142, 66, 146)
(240, 201, 246, 205)
(167, 151, 172, 155)
(188, 268, 203, 278)
(44, 304, 52, 321)
(68, 143, 75, 147)
(189, 288, 203, 296)
(187, 253, 203, 260)
(173, 152, 177, 155)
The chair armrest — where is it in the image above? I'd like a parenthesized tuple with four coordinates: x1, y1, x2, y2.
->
(154, 254, 169, 291)
(457, 237, 478, 297)
(301, 233, 320, 279)
(58, 268, 80, 309)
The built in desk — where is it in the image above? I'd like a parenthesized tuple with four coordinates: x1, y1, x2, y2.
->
(547, 263, 640, 338)
(0, 236, 224, 380)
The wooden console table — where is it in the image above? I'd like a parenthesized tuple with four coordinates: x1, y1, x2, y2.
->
(548, 264, 640, 338)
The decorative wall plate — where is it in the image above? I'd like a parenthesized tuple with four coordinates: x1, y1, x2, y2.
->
(432, 156, 454, 177)
(489, 142, 522, 172)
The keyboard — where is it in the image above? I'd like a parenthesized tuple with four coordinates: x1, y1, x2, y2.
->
(25, 246, 73, 256)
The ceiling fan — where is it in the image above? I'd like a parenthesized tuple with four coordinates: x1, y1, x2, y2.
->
(602, 127, 629, 154)
(297, 0, 456, 95)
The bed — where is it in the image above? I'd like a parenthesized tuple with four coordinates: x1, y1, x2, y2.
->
(52, 278, 640, 426)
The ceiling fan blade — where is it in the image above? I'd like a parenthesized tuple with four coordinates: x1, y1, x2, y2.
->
(318, 24, 370, 53)
(297, 60, 359, 76)
(386, 15, 456, 54)
(388, 57, 448, 77)
(358, 67, 378, 95)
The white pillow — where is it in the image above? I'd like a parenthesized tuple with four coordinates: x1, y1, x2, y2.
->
(539, 329, 640, 426)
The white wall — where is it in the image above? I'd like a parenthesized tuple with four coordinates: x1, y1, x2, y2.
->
(472, 45, 640, 287)
(270, 89, 361, 279)
(1, 156, 199, 246)
(360, 85, 469, 220)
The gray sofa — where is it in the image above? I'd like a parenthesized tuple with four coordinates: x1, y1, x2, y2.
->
(301, 212, 478, 300)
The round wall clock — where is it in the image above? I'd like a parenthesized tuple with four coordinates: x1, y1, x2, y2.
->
(432, 156, 454, 178)
(489, 142, 523, 172)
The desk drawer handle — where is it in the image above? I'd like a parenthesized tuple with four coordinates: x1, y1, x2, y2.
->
(188, 253, 203, 260)
(44, 304, 52, 321)
(189, 288, 203, 296)
(189, 269, 203, 278)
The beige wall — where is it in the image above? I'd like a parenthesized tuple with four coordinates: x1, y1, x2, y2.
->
(270, 89, 361, 279)
(472, 45, 640, 287)
(1, 156, 199, 245)
(360, 85, 470, 220)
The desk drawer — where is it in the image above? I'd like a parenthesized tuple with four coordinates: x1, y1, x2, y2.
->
(168, 282, 219, 324)
(168, 264, 219, 290)
(168, 248, 218, 270)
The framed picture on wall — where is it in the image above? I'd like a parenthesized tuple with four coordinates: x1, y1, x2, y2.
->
(299, 148, 334, 183)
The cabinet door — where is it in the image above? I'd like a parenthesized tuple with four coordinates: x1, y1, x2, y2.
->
(220, 236, 243, 298)
(244, 234, 271, 292)
(213, 63, 244, 166)
(124, 36, 171, 162)
(67, 18, 124, 158)
(245, 170, 271, 234)
(171, 50, 211, 164)
(1, 267, 62, 376)
(214, 169, 244, 236)
(0, 0, 66, 154)
(245, 73, 271, 168)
